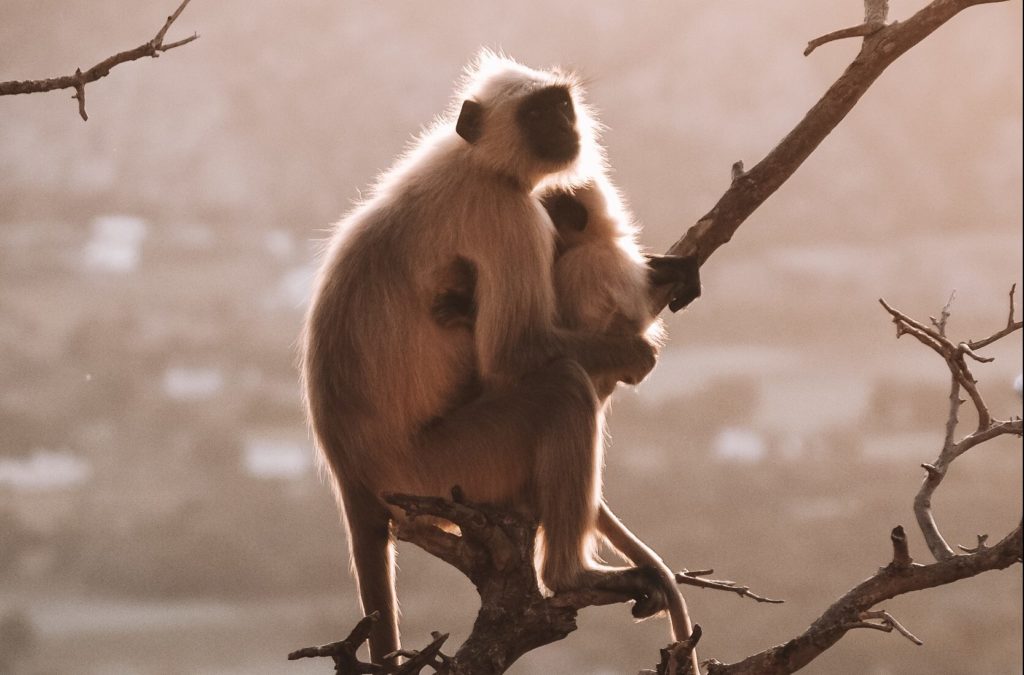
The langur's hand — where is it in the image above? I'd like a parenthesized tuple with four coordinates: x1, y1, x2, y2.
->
(618, 336, 658, 386)
(646, 254, 702, 312)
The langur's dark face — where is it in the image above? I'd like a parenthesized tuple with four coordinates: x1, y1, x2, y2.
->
(516, 85, 579, 163)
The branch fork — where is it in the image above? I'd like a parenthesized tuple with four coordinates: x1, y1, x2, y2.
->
(0, 0, 199, 120)
(881, 290, 1022, 562)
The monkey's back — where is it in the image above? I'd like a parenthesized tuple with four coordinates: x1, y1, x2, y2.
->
(302, 141, 555, 493)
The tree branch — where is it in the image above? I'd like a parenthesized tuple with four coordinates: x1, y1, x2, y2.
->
(0, 0, 198, 120)
(653, 0, 1013, 314)
(298, 491, 666, 675)
(704, 525, 1021, 675)
(700, 290, 1023, 674)
(881, 294, 1023, 560)
(289, 611, 452, 675)
(675, 569, 784, 605)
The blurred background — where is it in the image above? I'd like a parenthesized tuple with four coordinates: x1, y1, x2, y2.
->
(1, 1, 1021, 673)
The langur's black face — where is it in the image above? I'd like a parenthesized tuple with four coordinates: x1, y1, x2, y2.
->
(515, 85, 580, 163)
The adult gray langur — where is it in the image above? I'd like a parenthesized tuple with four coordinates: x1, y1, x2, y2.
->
(302, 52, 693, 662)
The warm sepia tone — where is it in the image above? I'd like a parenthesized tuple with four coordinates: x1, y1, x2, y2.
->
(0, 2, 1021, 674)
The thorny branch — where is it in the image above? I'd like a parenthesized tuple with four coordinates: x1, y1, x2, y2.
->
(0, 0, 198, 120)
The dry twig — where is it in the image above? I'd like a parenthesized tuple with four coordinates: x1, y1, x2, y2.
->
(675, 569, 784, 604)
(703, 525, 1021, 675)
(0, 0, 198, 120)
(701, 293, 1023, 675)
(288, 611, 451, 675)
(880, 291, 1023, 561)
(652, 0, 1014, 314)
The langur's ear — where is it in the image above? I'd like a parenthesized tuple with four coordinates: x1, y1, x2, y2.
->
(456, 99, 484, 144)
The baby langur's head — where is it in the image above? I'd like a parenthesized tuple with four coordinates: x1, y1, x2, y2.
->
(540, 178, 627, 254)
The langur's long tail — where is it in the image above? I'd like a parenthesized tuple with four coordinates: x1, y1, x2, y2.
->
(597, 502, 697, 652)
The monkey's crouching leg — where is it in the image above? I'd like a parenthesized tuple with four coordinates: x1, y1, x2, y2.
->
(412, 358, 603, 593)
(341, 485, 400, 664)
(531, 359, 604, 592)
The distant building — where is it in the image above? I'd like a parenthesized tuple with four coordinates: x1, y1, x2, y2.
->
(712, 427, 765, 463)
(162, 366, 224, 401)
(81, 215, 148, 274)
(242, 430, 313, 480)
(0, 449, 91, 492)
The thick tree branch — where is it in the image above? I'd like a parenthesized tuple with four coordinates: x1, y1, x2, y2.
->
(653, 0, 1013, 314)
(704, 525, 1021, 675)
(289, 611, 452, 675)
(0, 0, 198, 120)
(296, 491, 671, 675)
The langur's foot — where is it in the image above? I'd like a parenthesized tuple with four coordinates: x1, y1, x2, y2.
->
(646, 254, 702, 312)
(566, 566, 670, 619)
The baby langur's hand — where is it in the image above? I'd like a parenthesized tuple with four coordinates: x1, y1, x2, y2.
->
(619, 336, 658, 386)
(646, 254, 702, 313)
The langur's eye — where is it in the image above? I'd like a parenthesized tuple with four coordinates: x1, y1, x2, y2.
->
(528, 108, 542, 118)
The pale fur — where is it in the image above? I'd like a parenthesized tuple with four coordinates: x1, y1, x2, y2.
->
(301, 52, 657, 663)
(544, 174, 695, 645)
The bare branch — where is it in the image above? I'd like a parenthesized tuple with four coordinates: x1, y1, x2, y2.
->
(288, 611, 382, 674)
(864, 0, 892, 24)
(653, 0, 1015, 314)
(0, 0, 199, 120)
(804, 22, 886, 57)
(958, 534, 989, 554)
(881, 294, 1022, 560)
(703, 286, 1022, 674)
(846, 609, 924, 646)
(967, 284, 1022, 350)
(804, 0, 892, 56)
(890, 526, 913, 569)
(705, 525, 1021, 675)
(675, 569, 785, 604)
(288, 0, 1016, 671)
(289, 611, 451, 675)
(929, 291, 956, 336)
(385, 493, 651, 674)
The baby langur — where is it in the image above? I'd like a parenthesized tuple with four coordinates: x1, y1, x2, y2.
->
(304, 53, 667, 664)
(540, 176, 701, 637)
(433, 177, 702, 641)
(542, 175, 701, 398)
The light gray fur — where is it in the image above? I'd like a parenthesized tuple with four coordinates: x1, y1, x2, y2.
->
(545, 175, 695, 644)
(302, 53, 657, 662)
